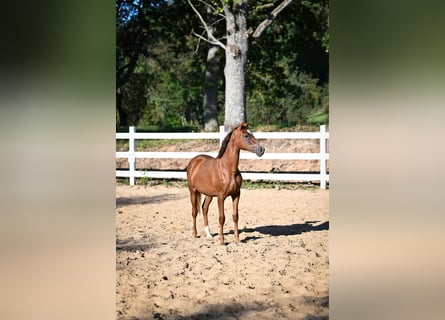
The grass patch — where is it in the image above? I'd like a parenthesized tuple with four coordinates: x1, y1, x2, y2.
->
(115, 178, 323, 191)
(116, 177, 130, 186)
(241, 180, 321, 191)
(116, 178, 188, 188)
(116, 138, 190, 151)
(251, 123, 325, 132)
(117, 124, 199, 133)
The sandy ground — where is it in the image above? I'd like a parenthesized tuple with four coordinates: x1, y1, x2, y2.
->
(116, 184, 329, 319)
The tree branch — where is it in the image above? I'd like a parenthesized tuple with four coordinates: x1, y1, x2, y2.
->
(252, 0, 294, 39)
(188, 0, 226, 50)
(197, 0, 224, 19)
(192, 31, 225, 50)
(257, 3, 274, 10)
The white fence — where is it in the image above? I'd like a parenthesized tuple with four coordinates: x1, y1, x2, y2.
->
(116, 125, 329, 189)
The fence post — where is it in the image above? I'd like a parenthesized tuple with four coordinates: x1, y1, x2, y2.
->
(128, 126, 136, 185)
(219, 125, 225, 147)
(319, 124, 327, 189)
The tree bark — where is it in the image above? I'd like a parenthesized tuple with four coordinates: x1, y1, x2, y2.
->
(203, 7, 222, 132)
(116, 88, 127, 128)
(223, 0, 249, 131)
(203, 46, 221, 131)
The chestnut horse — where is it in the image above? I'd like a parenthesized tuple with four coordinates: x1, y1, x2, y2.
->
(186, 122, 265, 245)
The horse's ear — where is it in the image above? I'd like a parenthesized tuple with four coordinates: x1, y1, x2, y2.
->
(240, 122, 249, 130)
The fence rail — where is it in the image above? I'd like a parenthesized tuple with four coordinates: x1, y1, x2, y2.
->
(116, 125, 329, 189)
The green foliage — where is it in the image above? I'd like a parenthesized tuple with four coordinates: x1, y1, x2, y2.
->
(117, 1, 206, 129)
(139, 43, 205, 128)
(246, 0, 329, 127)
(301, 0, 329, 53)
(119, 67, 151, 125)
(116, 0, 329, 130)
(247, 62, 328, 127)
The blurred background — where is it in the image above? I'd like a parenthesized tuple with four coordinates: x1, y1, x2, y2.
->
(0, 0, 444, 319)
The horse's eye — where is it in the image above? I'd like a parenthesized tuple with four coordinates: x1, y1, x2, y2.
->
(243, 134, 249, 138)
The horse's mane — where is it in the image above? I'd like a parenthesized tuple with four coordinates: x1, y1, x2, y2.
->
(216, 130, 233, 158)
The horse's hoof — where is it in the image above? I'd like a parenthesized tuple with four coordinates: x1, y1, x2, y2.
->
(204, 226, 212, 238)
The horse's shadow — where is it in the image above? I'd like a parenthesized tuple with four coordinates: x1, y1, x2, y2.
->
(239, 220, 329, 243)
(116, 193, 184, 208)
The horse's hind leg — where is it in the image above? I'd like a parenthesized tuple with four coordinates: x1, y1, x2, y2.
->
(202, 196, 213, 238)
(231, 193, 240, 244)
(189, 189, 201, 238)
(217, 196, 225, 245)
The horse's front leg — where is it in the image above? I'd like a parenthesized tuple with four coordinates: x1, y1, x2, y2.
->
(217, 196, 225, 245)
(202, 196, 213, 238)
(231, 193, 240, 244)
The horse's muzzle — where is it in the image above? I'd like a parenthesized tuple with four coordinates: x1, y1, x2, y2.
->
(255, 146, 265, 157)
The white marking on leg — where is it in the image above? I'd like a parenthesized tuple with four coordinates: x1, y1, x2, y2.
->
(204, 225, 212, 238)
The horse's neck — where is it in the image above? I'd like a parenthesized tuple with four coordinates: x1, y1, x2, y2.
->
(218, 143, 240, 173)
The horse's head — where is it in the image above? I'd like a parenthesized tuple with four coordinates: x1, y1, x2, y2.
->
(234, 122, 265, 157)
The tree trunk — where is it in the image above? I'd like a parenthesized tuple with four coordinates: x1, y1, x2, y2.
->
(116, 88, 128, 129)
(203, 46, 221, 131)
(223, 1, 249, 131)
(203, 7, 222, 132)
(191, 0, 293, 131)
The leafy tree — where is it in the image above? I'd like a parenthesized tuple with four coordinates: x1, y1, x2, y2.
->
(189, 0, 296, 130)
(140, 37, 205, 128)
(116, 0, 329, 130)
(117, 0, 206, 129)
(247, 0, 329, 126)
(116, 0, 153, 127)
